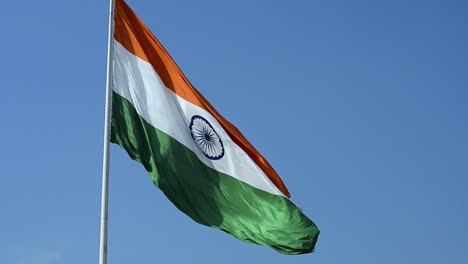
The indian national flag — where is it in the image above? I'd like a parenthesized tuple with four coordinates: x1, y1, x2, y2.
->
(111, 0, 319, 254)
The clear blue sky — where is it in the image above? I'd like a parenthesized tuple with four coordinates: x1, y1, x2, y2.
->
(1, 0, 467, 263)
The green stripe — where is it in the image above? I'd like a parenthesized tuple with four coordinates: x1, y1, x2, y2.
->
(110, 91, 319, 254)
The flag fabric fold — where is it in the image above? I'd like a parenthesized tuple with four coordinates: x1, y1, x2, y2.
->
(110, 0, 319, 254)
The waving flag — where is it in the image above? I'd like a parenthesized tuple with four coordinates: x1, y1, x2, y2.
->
(110, 0, 319, 254)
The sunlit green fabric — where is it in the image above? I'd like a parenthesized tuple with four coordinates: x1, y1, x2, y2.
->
(111, 92, 319, 254)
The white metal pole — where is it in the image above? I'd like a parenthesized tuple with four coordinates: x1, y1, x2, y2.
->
(99, 0, 115, 263)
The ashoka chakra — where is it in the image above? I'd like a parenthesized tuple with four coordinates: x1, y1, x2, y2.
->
(189, 115, 225, 160)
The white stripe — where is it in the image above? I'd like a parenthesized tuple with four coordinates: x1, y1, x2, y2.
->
(112, 41, 285, 197)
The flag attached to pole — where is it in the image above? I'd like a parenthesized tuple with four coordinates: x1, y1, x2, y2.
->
(111, 0, 319, 254)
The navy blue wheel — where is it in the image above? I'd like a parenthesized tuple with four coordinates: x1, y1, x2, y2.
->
(189, 115, 225, 160)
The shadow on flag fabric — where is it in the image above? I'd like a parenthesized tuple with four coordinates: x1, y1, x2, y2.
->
(110, 0, 319, 254)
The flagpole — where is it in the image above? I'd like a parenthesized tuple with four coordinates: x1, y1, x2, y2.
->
(99, 0, 115, 263)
